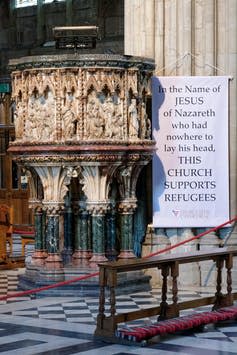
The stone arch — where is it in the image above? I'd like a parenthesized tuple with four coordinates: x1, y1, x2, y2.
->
(127, 70, 138, 96)
(84, 73, 100, 94)
(28, 86, 39, 100)
(101, 72, 114, 94)
(100, 84, 111, 100)
(61, 72, 77, 98)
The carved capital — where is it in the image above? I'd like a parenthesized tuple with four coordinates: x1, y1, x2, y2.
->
(118, 199, 137, 214)
(28, 199, 42, 210)
(86, 201, 109, 216)
(42, 201, 64, 215)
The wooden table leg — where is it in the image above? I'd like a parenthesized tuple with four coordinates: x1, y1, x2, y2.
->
(213, 256, 224, 310)
(158, 265, 170, 320)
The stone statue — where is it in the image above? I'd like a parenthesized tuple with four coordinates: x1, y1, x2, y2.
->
(14, 101, 24, 139)
(146, 117, 151, 139)
(86, 94, 104, 139)
(103, 96, 115, 138)
(24, 98, 38, 140)
(110, 105, 124, 139)
(40, 91, 55, 141)
(62, 99, 76, 140)
(128, 98, 139, 139)
(140, 102, 147, 139)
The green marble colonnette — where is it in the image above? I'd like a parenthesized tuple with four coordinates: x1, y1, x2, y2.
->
(92, 214, 105, 256)
(119, 212, 134, 252)
(46, 214, 60, 254)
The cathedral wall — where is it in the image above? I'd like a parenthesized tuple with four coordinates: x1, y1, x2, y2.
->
(125, 0, 237, 287)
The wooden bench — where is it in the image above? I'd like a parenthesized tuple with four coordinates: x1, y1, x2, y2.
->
(94, 247, 237, 345)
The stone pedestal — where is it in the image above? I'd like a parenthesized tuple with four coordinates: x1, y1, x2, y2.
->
(142, 226, 171, 287)
(198, 230, 223, 287)
(170, 228, 200, 287)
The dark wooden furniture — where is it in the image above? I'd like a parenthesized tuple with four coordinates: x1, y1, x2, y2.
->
(95, 247, 237, 340)
(13, 225, 35, 256)
(0, 204, 35, 263)
(0, 204, 13, 261)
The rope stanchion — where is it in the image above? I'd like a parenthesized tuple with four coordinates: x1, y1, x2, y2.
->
(0, 216, 236, 301)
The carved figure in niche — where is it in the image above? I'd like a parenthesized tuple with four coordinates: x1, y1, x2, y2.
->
(109, 104, 124, 139)
(32, 98, 44, 140)
(40, 102, 51, 141)
(141, 102, 152, 139)
(14, 101, 24, 139)
(62, 98, 77, 140)
(86, 93, 104, 139)
(40, 91, 55, 141)
(103, 96, 115, 138)
(146, 117, 151, 139)
(128, 98, 139, 139)
(24, 98, 38, 140)
(140, 102, 147, 139)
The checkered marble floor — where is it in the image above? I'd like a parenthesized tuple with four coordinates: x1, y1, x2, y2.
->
(0, 267, 237, 354)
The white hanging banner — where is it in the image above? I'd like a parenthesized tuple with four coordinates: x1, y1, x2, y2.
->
(152, 76, 229, 227)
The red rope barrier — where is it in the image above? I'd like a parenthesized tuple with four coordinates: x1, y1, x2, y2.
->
(144, 216, 237, 259)
(0, 216, 236, 301)
(0, 272, 100, 301)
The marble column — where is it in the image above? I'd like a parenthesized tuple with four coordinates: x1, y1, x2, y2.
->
(43, 202, 63, 270)
(106, 202, 118, 260)
(62, 193, 74, 265)
(31, 205, 47, 266)
(118, 199, 137, 259)
(72, 201, 92, 266)
(87, 202, 109, 265)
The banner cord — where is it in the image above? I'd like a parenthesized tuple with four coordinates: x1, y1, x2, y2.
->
(155, 52, 234, 79)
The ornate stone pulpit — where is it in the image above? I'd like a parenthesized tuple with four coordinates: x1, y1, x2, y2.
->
(8, 54, 155, 292)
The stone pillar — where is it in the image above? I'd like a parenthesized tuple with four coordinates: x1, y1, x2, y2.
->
(118, 199, 137, 259)
(72, 201, 92, 266)
(31, 205, 47, 266)
(198, 228, 223, 287)
(171, 228, 199, 287)
(43, 202, 63, 270)
(125, 0, 155, 58)
(62, 193, 73, 265)
(142, 226, 171, 287)
(87, 202, 109, 266)
(106, 202, 118, 260)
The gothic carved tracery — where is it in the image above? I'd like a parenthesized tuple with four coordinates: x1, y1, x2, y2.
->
(10, 55, 153, 144)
